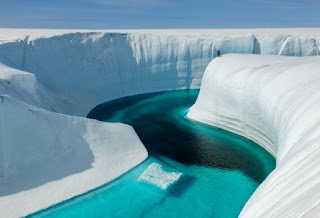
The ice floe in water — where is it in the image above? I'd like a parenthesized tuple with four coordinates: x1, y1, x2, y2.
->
(138, 163, 182, 190)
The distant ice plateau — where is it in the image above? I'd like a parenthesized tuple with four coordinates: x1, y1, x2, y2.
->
(0, 29, 320, 217)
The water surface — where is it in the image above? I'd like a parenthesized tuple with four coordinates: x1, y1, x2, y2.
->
(30, 90, 275, 218)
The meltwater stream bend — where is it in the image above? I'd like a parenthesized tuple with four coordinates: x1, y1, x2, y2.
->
(30, 90, 275, 218)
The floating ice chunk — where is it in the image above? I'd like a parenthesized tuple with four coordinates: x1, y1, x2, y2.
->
(138, 163, 182, 190)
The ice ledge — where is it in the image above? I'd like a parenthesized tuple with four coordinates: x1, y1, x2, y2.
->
(0, 95, 148, 217)
(188, 54, 320, 217)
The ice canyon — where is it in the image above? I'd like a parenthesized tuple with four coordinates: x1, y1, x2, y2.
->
(0, 29, 320, 217)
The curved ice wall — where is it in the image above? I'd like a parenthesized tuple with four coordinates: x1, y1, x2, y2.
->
(188, 54, 320, 217)
(0, 30, 319, 116)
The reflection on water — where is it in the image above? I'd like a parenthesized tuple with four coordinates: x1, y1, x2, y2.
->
(30, 90, 275, 218)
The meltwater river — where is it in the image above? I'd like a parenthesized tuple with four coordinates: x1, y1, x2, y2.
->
(30, 90, 275, 218)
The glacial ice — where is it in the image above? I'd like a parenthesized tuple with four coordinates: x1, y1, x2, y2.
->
(188, 54, 320, 217)
(0, 95, 147, 217)
(0, 29, 320, 217)
(0, 29, 319, 116)
(138, 163, 182, 190)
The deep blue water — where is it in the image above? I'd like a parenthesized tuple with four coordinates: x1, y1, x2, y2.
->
(30, 90, 275, 218)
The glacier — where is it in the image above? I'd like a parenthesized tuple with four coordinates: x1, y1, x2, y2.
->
(188, 54, 320, 217)
(0, 28, 320, 217)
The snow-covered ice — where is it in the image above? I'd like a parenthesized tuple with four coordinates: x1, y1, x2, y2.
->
(138, 163, 182, 190)
(188, 54, 320, 217)
(0, 95, 148, 217)
(0, 29, 319, 116)
(0, 28, 320, 217)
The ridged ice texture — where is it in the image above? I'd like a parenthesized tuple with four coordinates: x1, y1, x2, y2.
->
(0, 29, 319, 116)
(187, 54, 320, 217)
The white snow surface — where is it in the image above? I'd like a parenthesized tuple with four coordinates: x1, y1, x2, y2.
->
(138, 163, 182, 190)
(0, 95, 147, 217)
(188, 54, 320, 217)
(0, 29, 320, 217)
(0, 28, 319, 116)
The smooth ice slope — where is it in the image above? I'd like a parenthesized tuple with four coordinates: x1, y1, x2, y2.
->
(0, 29, 319, 116)
(0, 95, 148, 217)
(188, 54, 320, 217)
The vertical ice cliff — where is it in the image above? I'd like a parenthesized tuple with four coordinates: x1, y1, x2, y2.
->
(188, 54, 320, 217)
(0, 30, 319, 116)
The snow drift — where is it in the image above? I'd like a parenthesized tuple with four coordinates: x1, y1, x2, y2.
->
(188, 54, 320, 217)
(0, 29, 320, 217)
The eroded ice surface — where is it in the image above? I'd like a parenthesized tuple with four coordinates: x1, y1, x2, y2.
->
(0, 29, 320, 217)
(188, 54, 320, 217)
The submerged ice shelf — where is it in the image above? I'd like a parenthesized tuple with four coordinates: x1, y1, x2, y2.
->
(138, 163, 182, 190)
(0, 29, 320, 217)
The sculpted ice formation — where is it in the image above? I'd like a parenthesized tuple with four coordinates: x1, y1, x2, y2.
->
(0, 95, 148, 217)
(0, 29, 320, 217)
(188, 54, 320, 217)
